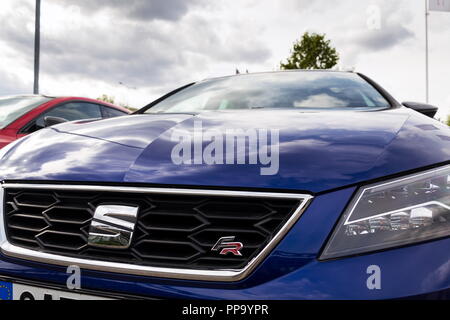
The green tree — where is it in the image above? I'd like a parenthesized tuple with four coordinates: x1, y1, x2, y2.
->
(281, 32, 339, 70)
(97, 94, 115, 104)
(447, 115, 450, 126)
(123, 105, 138, 112)
(97, 94, 137, 112)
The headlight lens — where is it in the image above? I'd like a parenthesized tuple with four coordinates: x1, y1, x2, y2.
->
(321, 165, 450, 260)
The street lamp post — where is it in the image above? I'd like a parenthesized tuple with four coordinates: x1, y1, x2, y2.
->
(33, 0, 41, 95)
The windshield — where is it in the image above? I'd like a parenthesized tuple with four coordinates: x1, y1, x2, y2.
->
(0, 96, 52, 129)
(145, 72, 391, 114)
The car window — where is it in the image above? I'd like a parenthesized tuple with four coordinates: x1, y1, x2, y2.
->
(102, 106, 127, 118)
(34, 102, 102, 128)
(0, 96, 52, 129)
(145, 72, 391, 113)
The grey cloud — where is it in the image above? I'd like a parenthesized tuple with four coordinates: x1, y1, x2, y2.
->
(355, 0, 415, 51)
(285, 0, 321, 12)
(40, 27, 184, 86)
(332, 0, 415, 62)
(177, 15, 272, 65)
(0, 5, 34, 61)
(48, 0, 203, 22)
(356, 25, 414, 51)
(0, 70, 30, 95)
(0, 1, 271, 90)
(0, 3, 181, 88)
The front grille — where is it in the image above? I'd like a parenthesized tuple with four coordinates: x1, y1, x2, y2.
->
(3, 186, 306, 272)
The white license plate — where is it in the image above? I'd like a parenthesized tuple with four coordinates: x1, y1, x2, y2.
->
(0, 281, 111, 300)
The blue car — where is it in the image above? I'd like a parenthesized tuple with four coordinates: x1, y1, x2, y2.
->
(0, 71, 448, 300)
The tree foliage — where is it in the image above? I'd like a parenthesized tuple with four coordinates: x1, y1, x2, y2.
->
(97, 94, 135, 111)
(280, 32, 339, 70)
(97, 94, 115, 104)
(447, 115, 450, 126)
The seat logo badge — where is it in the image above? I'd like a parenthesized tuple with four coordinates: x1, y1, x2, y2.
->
(211, 236, 243, 256)
(88, 205, 139, 249)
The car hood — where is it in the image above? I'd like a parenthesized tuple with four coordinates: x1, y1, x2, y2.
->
(0, 109, 449, 193)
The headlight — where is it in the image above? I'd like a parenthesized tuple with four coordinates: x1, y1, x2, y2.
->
(321, 165, 450, 260)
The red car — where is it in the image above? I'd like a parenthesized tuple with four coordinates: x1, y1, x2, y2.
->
(0, 95, 131, 149)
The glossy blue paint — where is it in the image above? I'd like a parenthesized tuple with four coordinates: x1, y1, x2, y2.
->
(0, 103, 449, 299)
(0, 108, 449, 193)
(0, 187, 448, 299)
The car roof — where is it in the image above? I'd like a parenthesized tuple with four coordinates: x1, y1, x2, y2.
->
(200, 69, 355, 82)
(0, 95, 131, 113)
(50, 96, 131, 113)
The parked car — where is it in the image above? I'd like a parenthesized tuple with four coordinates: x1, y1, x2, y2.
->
(0, 71, 448, 300)
(0, 95, 131, 149)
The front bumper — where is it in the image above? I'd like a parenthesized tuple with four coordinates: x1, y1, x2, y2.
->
(0, 186, 449, 299)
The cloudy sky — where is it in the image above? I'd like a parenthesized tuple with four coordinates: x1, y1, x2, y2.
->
(0, 0, 449, 118)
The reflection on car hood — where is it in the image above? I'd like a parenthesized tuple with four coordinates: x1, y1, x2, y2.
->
(0, 109, 449, 193)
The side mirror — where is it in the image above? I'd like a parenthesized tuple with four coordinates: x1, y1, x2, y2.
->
(44, 116, 68, 127)
(402, 102, 438, 118)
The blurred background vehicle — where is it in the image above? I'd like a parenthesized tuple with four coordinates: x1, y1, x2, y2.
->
(0, 95, 130, 149)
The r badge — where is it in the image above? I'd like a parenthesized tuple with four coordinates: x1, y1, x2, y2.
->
(211, 236, 243, 256)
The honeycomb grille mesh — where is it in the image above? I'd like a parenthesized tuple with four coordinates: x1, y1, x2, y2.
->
(4, 188, 302, 270)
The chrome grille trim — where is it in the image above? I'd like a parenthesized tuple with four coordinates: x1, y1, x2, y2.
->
(0, 183, 313, 282)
